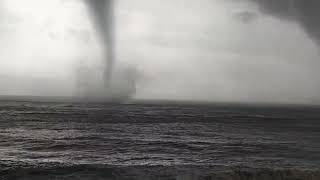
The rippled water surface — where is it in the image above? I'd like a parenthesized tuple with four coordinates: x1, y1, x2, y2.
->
(0, 101, 319, 179)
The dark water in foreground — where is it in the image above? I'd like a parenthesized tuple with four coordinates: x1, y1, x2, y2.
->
(0, 101, 319, 179)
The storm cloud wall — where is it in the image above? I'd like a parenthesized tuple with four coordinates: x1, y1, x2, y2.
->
(251, 0, 320, 45)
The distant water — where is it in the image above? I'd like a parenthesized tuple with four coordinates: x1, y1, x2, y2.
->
(0, 101, 319, 179)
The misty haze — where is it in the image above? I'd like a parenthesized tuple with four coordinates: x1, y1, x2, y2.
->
(0, 0, 319, 180)
(0, 0, 319, 104)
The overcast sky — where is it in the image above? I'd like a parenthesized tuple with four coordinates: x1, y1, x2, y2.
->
(0, 0, 319, 104)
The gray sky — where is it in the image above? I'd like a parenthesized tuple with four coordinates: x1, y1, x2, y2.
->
(0, 0, 319, 104)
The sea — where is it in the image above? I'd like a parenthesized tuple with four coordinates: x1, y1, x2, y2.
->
(0, 100, 319, 180)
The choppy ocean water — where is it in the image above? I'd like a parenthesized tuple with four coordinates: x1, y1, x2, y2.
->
(0, 100, 319, 179)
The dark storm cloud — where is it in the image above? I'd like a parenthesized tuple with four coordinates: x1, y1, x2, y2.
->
(251, 0, 320, 45)
(85, 0, 115, 81)
(233, 11, 259, 24)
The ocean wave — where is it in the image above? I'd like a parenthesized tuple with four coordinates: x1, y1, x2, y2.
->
(1, 164, 320, 180)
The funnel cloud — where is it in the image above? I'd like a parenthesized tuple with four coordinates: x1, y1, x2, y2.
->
(85, 0, 115, 83)
(81, 0, 139, 101)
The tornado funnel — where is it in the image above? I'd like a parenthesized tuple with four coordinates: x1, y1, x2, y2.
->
(85, 0, 115, 84)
